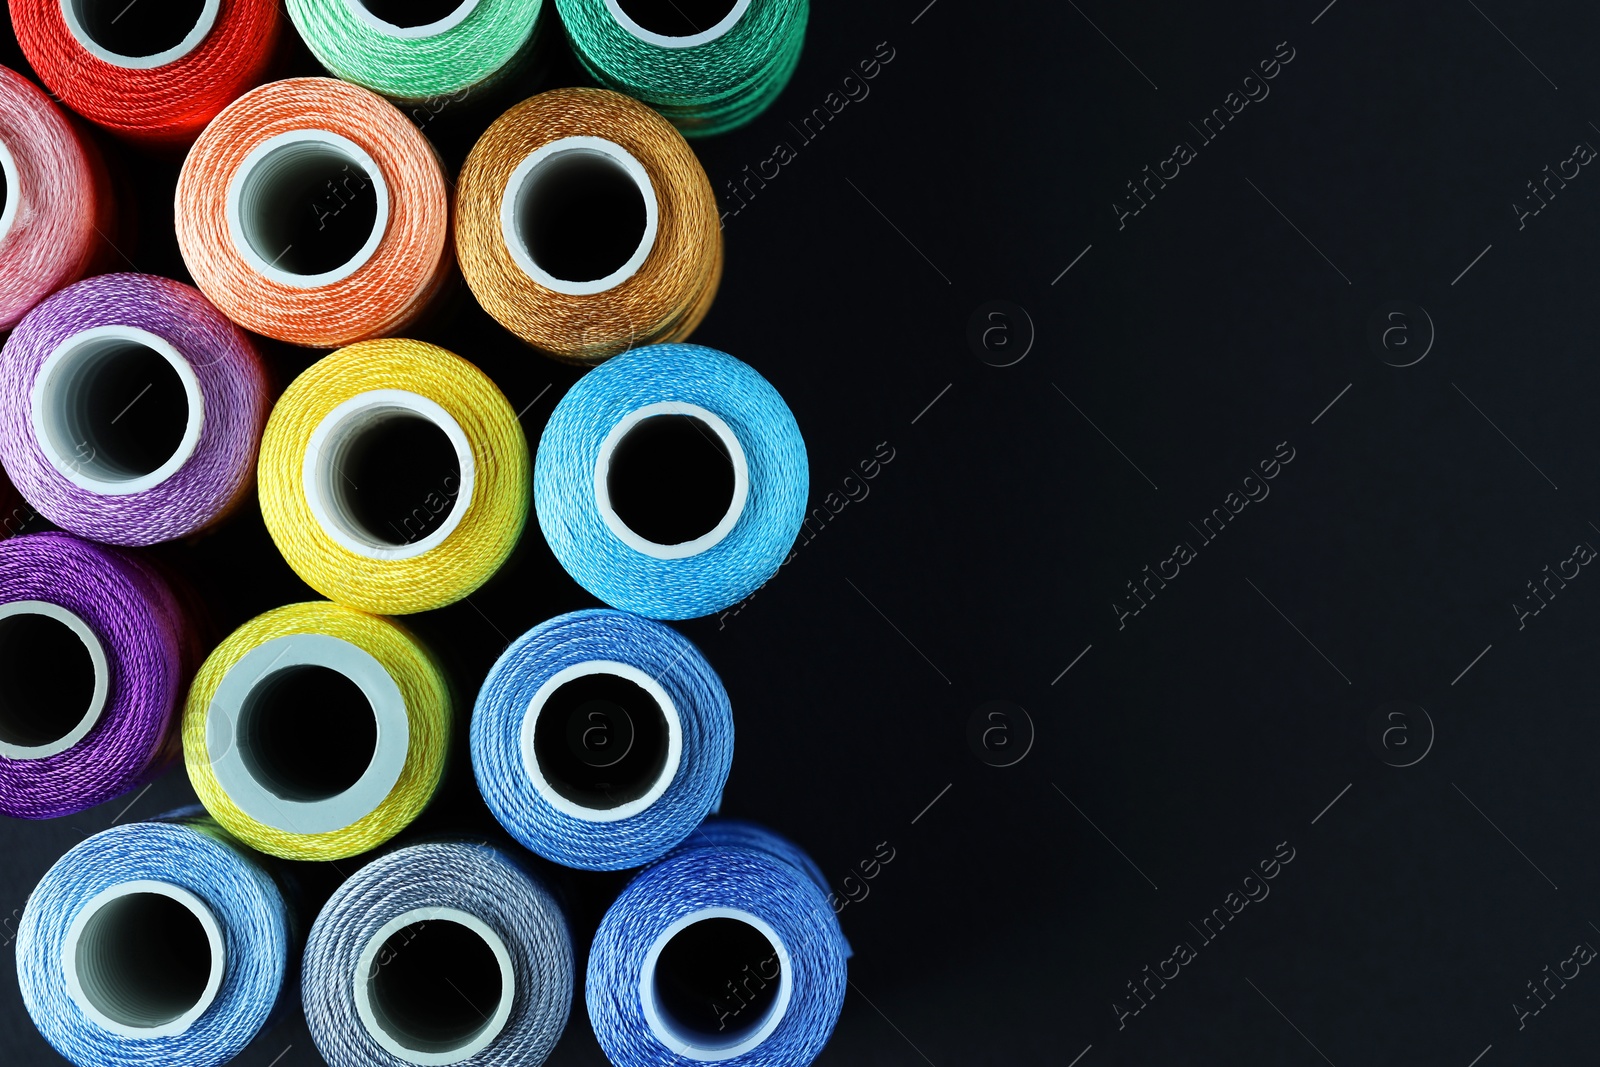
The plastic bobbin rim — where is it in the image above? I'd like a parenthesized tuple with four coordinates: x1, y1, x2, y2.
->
(352, 905, 517, 1066)
(519, 659, 684, 823)
(60, 878, 227, 1039)
(0, 599, 110, 760)
(638, 906, 793, 1061)
(58, 0, 222, 69)
(499, 135, 660, 297)
(28, 324, 207, 497)
(302, 388, 478, 562)
(204, 631, 409, 836)
(593, 400, 750, 560)
(339, 0, 485, 38)
(224, 128, 393, 290)
(0, 135, 19, 250)
(601, 0, 751, 49)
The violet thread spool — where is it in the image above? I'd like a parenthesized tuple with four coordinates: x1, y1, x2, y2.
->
(0, 531, 195, 819)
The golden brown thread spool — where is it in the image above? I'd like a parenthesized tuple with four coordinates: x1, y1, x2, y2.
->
(455, 87, 722, 365)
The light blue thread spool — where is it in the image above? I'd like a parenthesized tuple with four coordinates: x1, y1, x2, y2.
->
(15, 814, 291, 1067)
(472, 608, 733, 870)
(534, 343, 808, 620)
(587, 820, 848, 1067)
(301, 838, 573, 1067)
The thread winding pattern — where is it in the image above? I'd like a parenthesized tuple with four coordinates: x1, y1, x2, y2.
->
(16, 815, 291, 1067)
(456, 88, 722, 364)
(535, 344, 808, 618)
(556, 0, 808, 136)
(0, 273, 269, 546)
(259, 338, 530, 614)
(472, 608, 734, 870)
(0, 532, 194, 819)
(302, 839, 573, 1067)
(11, 0, 281, 147)
(176, 77, 452, 348)
(182, 601, 452, 860)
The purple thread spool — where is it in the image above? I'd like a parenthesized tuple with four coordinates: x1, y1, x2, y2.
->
(0, 272, 269, 546)
(0, 531, 192, 819)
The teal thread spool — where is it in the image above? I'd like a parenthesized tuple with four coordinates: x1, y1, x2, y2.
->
(554, 0, 807, 137)
(287, 0, 545, 103)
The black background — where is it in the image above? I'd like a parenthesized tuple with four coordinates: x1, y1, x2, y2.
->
(5, 1, 1600, 1064)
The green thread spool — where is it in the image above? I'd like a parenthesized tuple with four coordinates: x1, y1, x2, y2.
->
(554, 0, 807, 137)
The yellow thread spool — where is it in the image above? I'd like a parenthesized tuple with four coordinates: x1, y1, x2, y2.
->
(181, 601, 450, 861)
(257, 338, 529, 614)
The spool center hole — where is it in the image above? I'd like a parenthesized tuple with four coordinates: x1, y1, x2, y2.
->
(75, 893, 212, 1029)
(614, 0, 739, 37)
(356, 0, 473, 28)
(607, 415, 734, 547)
(239, 665, 376, 803)
(533, 673, 669, 809)
(0, 613, 94, 750)
(368, 919, 503, 1054)
(654, 918, 782, 1047)
(238, 140, 380, 279)
(516, 150, 647, 284)
(70, 0, 208, 58)
(325, 411, 461, 549)
(43, 339, 189, 484)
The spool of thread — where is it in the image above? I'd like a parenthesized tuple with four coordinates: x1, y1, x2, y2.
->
(15, 814, 291, 1067)
(176, 77, 452, 348)
(303, 839, 573, 1067)
(587, 820, 848, 1067)
(535, 343, 807, 619)
(555, 0, 807, 137)
(259, 338, 529, 615)
(0, 531, 192, 819)
(182, 600, 452, 861)
(456, 87, 721, 364)
(0, 65, 112, 333)
(11, 0, 281, 147)
(288, 0, 544, 103)
(0, 273, 269, 546)
(472, 608, 733, 870)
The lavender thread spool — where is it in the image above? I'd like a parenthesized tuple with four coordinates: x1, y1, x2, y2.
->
(0, 531, 193, 819)
(0, 272, 269, 546)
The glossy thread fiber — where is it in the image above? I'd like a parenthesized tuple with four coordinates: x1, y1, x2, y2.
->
(535, 344, 807, 619)
(0, 532, 193, 819)
(12, 0, 281, 146)
(456, 88, 722, 364)
(0, 66, 111, 332)
(16, 816, 291, 1067)
(556, 0, 808, 137)
(288, 0, 544, 102)
(259, 339, 530, 615)
(176, 78, 452, 347)
(587, 820, 848, 1067)
(182, 601, 451, 861)
(0, 273, 269, 545)
(303, 839, 573, 1067)
(473, 609, 734, 870)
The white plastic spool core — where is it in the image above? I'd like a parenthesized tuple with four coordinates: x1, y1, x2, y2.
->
(500, 136, 659, 296)
(303, 389, 476, 561)
(60, 0, 220, 68)
(640, 907, 792, 1060)
(595, 401, 749, 560)
(354, 906, 516, 1065)
(0, 136, 19, 250)
(344, 0, 482, 37)
(61, 880, 226, 1039)
(605, 0, 750, 48)
(226, 129, 391, 289)
(521, 659, 682, 822)
(205, 632, 409, 836)
(30, 325, 205, 496)
(0, 600, 109, 760)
